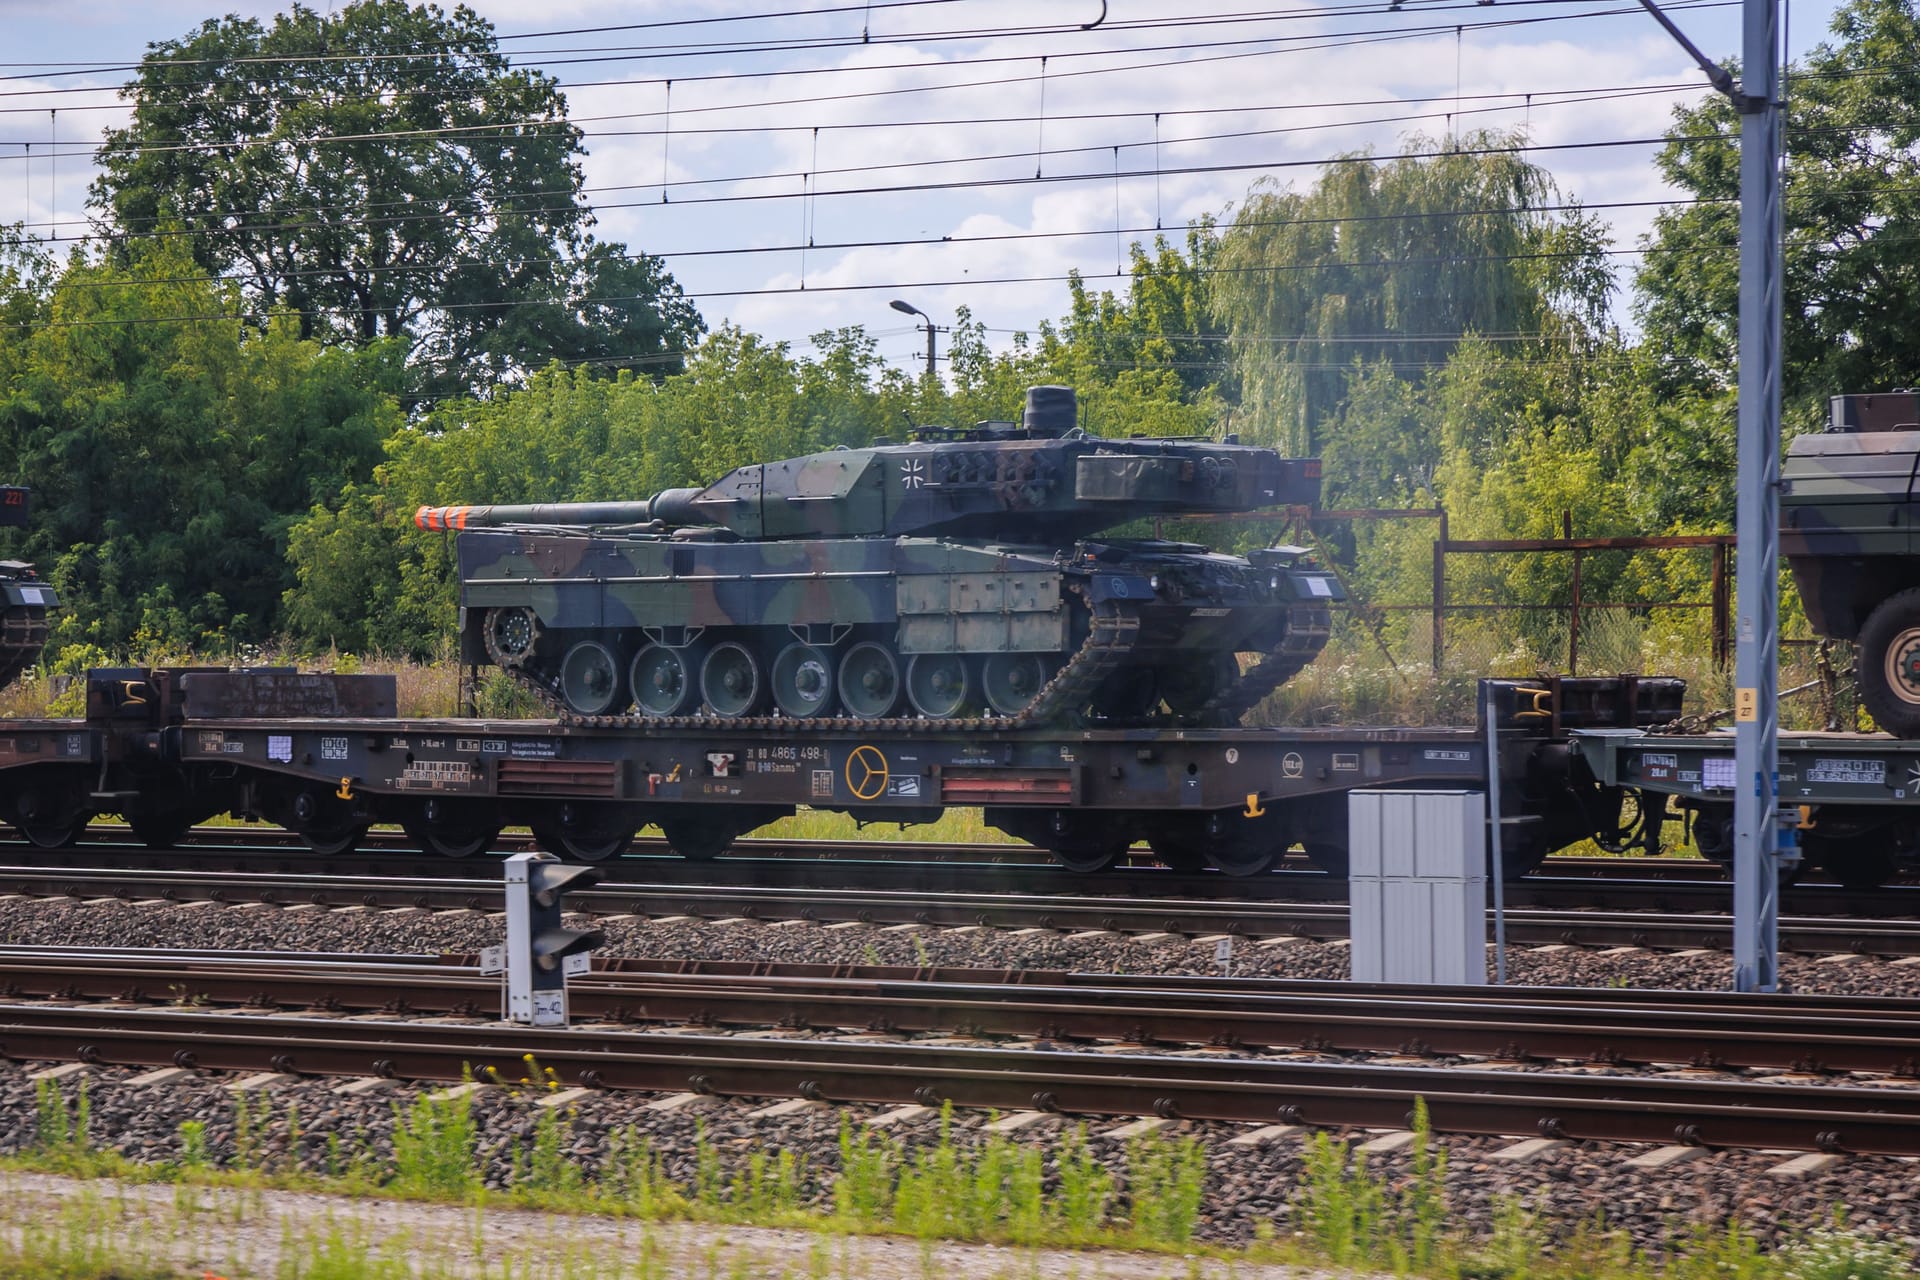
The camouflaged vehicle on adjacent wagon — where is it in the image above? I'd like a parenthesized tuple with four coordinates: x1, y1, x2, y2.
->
(1782, 391, 1920, 735)
(416, 386, 1341, 733)
(0, 486, 55, 693)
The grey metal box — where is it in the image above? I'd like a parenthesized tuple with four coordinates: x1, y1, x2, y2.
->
(1348, 790, 1486, 985)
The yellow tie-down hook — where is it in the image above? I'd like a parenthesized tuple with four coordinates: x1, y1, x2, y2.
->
(1514, 687, 1553, 720)
(1243, 793, 1267, 818)
(336, 776, 355, 801)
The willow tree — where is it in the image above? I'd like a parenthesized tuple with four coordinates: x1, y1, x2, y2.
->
(1210, 130, 1614, 457)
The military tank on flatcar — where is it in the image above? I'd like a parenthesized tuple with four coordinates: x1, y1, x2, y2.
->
(1781, 391, 1920, 735)
(0, 486, 56, 693)
(416, 386, 1341, 727)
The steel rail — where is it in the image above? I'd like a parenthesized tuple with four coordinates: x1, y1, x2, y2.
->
(3, 950, 1918, 1076)
(2, 835, 1902, 919)
(2, 1004, 1916, 1155)
(0, 863, 1915, 954)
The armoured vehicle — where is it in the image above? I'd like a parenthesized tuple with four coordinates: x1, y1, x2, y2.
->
(0, 486, 55, 693)
(1781, 391, 1920, 735)
(417, 386, 1341, 729)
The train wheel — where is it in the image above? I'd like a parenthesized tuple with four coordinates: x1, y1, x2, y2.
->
(529, 805, 633, 867)
(982, 654, 1049, 717)
(403, 801, 499, 859)
(660, 814, 738, 861)
(9, 780, 86, 849)
(18, 819, 83, 850)
(560, 641, 623, 716)
(906, 653, 972, 718)
(127, 814, 192, 850)
(1857, 588, 1920, 736)
(701, 642, 764, 717)
(287, 789, 365, 856)
(838, 642, 902, 719)
(1050, 840, 1127, 873)
(630, 644, 700, 718)
(302, 826, 366, 856)
(772, 643, 836, 718)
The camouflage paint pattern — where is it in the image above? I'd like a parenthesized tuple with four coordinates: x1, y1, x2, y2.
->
(419, 386, 1340, 721)
(1781, 393, 1920, 640)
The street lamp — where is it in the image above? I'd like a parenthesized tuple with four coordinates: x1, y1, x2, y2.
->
(888, 299, 945, 383)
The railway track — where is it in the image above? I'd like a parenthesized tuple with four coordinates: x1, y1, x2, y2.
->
(1, 829, 1909, 919)
(1, 946, 1918, 1155)
(8, 946, 1919, 1075)
(0, 863, 1912, 954)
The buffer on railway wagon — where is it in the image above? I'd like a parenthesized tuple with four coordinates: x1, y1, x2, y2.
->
(495, 852, 604, 1027)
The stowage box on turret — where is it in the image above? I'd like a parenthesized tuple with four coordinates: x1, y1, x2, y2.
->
(417, 386, 1342, 727)
(1781, 391, 1920, 734)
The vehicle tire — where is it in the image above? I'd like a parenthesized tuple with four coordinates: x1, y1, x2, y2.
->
(1856, 587, 1920, 736)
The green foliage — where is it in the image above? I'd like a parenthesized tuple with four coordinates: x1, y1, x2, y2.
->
(389, 1085, 478, 1199)
(32, 1078, 91, 1168)
(0, 237, 404, 654)
(1296, 1098, 1448, 1271)
(90, 0, 701, 395)
(1778, 1225, 1915, 1280)
(1637, 0, 1920, 407)
(1212, 129, 1614, 455)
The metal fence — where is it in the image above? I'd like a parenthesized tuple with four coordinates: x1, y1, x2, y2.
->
(1156, 506, 1852, 726)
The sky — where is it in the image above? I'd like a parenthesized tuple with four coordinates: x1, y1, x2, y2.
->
(0, 0, 1847, 378)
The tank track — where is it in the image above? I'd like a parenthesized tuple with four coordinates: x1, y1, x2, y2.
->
(500, 594, 1331, 734)
(1184, 599, 1335, 728)
(508, 587, 1145, 733)
(0, 602, 49, 692)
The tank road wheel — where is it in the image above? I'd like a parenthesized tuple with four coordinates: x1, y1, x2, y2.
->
(1859, 589, 1920, 736)
(701, 642, 765, 717)
(906, 654, 973, 719)
(982, 654, 1050, 718)
(838, 642, 902, 719)
(772, 643, 836, 719)
(559, 641, 623, 716)
(630, 644, 700, 718)
(484, 607, 541, 669)
(402, 800, 500, 859)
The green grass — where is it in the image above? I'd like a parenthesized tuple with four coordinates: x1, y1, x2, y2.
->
(7, 1078, 1914, 1280)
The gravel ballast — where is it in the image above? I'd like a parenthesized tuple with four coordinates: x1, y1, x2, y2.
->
(0, 894, 1915, 1259)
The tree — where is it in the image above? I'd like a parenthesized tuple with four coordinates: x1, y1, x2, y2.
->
(1635, 0, 1920, 405)
(91, 0, 701, 394)
(0, 238, 402, 653)
(1211, 130, 1614, 454)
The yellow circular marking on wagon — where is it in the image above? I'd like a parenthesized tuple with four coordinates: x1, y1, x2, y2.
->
(845, 745, 890, 801)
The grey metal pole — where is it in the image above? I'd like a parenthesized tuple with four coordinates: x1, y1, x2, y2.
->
(1484, 683, 1507, 984)
(1731, 0, 1787, 992)
(924, 322, 937, 383)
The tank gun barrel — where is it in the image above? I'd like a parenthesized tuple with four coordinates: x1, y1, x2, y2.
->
(415, 491, 706, 531)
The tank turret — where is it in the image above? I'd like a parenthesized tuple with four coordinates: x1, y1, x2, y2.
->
(421, 386, 1316, 545)
(424, 386, 1342, 729)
